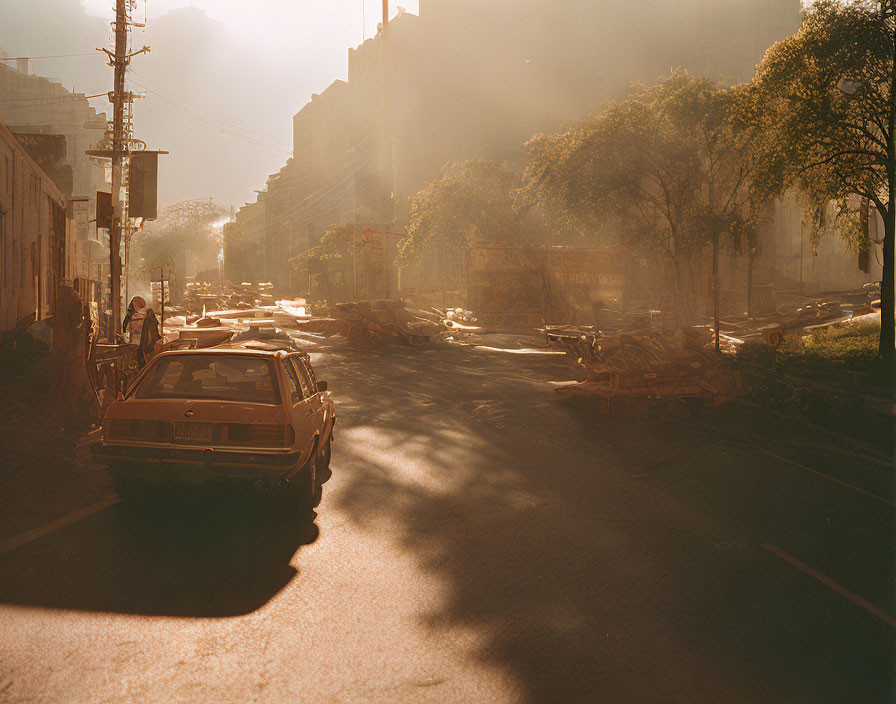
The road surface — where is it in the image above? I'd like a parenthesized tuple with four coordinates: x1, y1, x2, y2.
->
(0, 338, 892, 703)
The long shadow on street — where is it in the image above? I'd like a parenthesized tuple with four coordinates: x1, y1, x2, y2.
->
(318, 340, 894, 704)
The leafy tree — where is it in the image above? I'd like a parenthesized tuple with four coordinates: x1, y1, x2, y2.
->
(397, 159, 532, 264)
(524, 71, 781, 340)
(525, 72, 704, 321)
(755, 0, 895, 360)
(291, 223, 355, 271)
(695, 82, 787, 347)
(134, 198, 227, 286)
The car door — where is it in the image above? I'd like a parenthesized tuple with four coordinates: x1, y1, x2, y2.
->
(291, 356, 326, 435)
(281, 356, 318, 461)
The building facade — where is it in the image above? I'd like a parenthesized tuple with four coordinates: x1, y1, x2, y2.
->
(224, 1, 876, 303)
(0, 59, 109, 301)
(0, 116, 69, 333)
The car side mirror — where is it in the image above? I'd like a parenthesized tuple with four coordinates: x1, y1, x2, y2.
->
(317, 380, 328, 392)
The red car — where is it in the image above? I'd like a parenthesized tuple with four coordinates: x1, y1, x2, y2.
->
(92, 348, 336, 505)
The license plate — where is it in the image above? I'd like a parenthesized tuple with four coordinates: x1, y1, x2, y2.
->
(174, 422, 213, 442)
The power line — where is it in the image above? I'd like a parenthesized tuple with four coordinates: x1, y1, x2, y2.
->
(128, 75, 276, 144)
(0, 52, 101, 61)
(130, 69, 257, 136)
(143, 97, 292, 154)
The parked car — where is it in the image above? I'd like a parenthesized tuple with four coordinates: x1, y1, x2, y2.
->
(92, 348, 335, 505)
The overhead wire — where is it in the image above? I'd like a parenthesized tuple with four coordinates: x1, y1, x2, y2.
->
(129, 69, 256, 136)
(142, 96, 291, 154)
(125, 70, 291, 154)
(0, 52, 101, 61)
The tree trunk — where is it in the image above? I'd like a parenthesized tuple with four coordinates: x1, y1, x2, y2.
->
(747, 247, 756, 319)
(881, 215, 895, 362)
(670, 252, 689, 328)
(883, 15, 895, 364)
(712, 232, 720, 353)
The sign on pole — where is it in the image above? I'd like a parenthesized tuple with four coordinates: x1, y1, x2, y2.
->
(128, 151, 158, 219)
(96, 191, 113, 230)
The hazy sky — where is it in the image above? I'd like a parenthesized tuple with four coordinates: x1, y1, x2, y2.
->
(82, 0, 419, 45)
(0, 0, 419, 207)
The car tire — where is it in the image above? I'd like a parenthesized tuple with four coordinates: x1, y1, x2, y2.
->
(319, 432, 332, 471)
(282, 445, 320, 509)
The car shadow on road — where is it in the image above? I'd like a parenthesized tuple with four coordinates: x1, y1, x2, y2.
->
(0, 493, 317, 617)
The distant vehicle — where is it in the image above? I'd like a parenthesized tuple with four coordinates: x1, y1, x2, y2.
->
(92, 348, 335, 505)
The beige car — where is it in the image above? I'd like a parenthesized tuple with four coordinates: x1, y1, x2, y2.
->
(92, 348, 336, 505)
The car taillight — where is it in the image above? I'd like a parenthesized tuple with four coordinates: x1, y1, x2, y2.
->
(106, 419, 169, 441)
(221, 424, 293, 447)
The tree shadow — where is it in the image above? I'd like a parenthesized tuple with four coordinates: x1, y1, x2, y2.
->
(316, 341, 895, 704)
(0, 492, 318, 617)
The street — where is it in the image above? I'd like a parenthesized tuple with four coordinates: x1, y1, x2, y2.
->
(0, 339, 892, 704)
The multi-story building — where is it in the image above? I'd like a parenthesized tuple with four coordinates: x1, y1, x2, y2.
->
(226, 1, 877, 302)
(0, 116, 69, 333)
(0, 59, 109, 301)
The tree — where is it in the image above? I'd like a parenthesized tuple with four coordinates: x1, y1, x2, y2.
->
(291, 223, 354, 271)
(694, 83, 786, 348)
(134, 198, 228, 287)
(755, 0, 895, 361)
(524, 71, 781, 340)
(397, 159, 532, 264)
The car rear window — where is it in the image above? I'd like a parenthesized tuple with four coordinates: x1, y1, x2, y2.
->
(136, 355, 280, 404)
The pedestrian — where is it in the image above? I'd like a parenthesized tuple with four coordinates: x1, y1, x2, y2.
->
(137, 307, 162, 368)
(122, 296, 147, 345)
(122, 296, 161, 368)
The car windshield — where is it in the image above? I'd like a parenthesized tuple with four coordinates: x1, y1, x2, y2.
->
(136, 355, 280, 404)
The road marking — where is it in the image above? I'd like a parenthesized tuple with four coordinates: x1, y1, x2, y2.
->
(0, 494, 119, 558)
(672, 419, 895, 509)
(763, 543, 896, 631)
(756, 449, 895, 509)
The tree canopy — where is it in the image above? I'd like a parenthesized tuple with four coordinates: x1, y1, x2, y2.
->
(524, 71, 782, 322)
(291, 223, 355, 272)
(755, 0, 895, 358)
(135, 198, 228, 278)
(397, 159, 532, 263)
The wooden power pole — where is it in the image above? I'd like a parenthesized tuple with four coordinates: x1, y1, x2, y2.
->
(108, 0, 128, 341)
(381, 0, 394, 225)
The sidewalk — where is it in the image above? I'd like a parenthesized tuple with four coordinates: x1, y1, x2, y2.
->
(0, 362, 112, 542)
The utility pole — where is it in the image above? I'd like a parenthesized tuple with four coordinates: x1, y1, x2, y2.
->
(108, 0, 128, 342)
(381, 0, 394, 226)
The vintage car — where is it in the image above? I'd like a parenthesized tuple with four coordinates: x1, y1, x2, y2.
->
(92, 348, 335, 504)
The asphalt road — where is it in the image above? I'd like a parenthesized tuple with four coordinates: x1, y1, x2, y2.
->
(0, 338, 893, 703)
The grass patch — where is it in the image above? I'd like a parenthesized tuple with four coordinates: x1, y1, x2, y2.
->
(773, 323, 890, 397)
(736, 321, 894, 450)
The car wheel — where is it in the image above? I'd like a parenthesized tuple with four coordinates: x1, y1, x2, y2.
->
(283, 445, 320, 509)
(315, 434, 332, 496)
(319, 433, 332, 471)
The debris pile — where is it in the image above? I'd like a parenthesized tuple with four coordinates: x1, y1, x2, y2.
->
(549, 326, 744, 414)
(296, 300, 444, 345)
